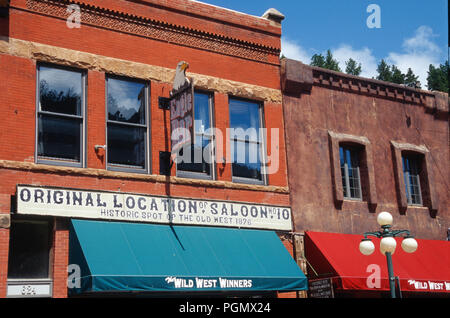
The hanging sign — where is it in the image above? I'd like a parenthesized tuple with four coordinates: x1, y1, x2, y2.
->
(170, 61, 194, 155)
(170, 82, 194, 154)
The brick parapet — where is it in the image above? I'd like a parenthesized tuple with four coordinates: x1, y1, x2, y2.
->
(281, 58, 449, 116)
(11, 0, 281, 64)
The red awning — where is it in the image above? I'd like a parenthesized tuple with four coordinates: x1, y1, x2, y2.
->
(305, 231, 450, 293)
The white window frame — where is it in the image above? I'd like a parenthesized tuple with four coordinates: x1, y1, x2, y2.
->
(340, 145, 363, 200)
(402, 154, 423, 206)
(35, 64, 86, 168)
(105, 75, 151, 174)
(229, 97, 267, 186)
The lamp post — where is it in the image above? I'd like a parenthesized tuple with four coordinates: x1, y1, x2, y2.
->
(358, 212, 418, 298)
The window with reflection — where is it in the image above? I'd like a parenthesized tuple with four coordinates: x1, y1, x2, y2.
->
(177, 91, 214, 179)
(339, 145, 362, 200)
(37, 65, 84, 166)
(106, 76, 148, 172)
(402, 154, 423, 205)
(229, 98, 265, 184)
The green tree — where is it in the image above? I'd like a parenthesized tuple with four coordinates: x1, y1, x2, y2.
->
(310, 50, 341, 72)
(376, 60, 421, 87)
(324, 50, 341, 72)
(376, 59, 392, 82)
(404, 68, 421, 88)
(427, 61, 449, 92)
(310, 53, 326, 68)
(391, 65, 405, 84)
(345, 58, 362, 76)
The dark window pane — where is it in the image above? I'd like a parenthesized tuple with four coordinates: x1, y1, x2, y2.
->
(341, 167, 348, 197)
(402, 155, 423, 205)
(107, 78, 146, 124)
(231, 140, 262, 180)
(108, 124, 146, 167)
(177, 142, 211, 175)
(340, 146, 361, 199)
(402, 156, 410, 173)
(339, 147, 345, 167)
(178, 92, 212, 176)
(232, 162, 262, 180)
(402, 157, 410, 200)
(38, 114, 81, 161)
(8, 222, 51, 279)
(39, 66, 82, 115)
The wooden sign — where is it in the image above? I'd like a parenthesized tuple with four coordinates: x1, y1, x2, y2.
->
(170, 82, 194, 154)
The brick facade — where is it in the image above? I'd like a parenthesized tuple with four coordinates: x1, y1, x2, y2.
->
(0, 0, 295, 298)
(281, 58, 449, 239)
(281, 58, 449, 298)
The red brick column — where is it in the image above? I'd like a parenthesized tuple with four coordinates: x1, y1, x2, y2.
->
(86, 70, 106, 170)
(52, 219, 69, 298)
(214, 92, 232, 181)
(0, 227, 10, 298)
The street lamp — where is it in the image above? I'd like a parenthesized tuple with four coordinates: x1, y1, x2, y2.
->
(358, 211, 418, 298)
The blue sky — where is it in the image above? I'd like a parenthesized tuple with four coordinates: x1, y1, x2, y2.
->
(199, 0, 448, 87)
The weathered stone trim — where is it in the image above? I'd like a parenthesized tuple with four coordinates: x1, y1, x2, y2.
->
(0, 160, 289, 194)
(0, 37, 282, 103)
(390, 141, 429, 154)
(327, 131, 370, 146)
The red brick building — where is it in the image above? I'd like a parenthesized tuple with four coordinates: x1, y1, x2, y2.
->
(0, 0, 306, 298)
(281, 58, 449, 298)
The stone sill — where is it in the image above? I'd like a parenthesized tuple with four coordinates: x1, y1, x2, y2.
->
(0, 160, 289, 194)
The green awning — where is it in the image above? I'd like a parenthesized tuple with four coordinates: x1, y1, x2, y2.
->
(69, 219, 307, 294)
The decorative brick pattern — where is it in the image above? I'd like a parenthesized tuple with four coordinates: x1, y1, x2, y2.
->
(25, 0, 279, 63)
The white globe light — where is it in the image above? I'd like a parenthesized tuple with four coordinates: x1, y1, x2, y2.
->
(359, 239, 375, 256)
(377, 212, 393, 227)
(380, 236, 397, 255)
(402, 237, 418, 253)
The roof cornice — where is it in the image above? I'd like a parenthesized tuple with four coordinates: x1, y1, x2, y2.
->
(17, 0, 280, 64)
(281, 58, 449, 115)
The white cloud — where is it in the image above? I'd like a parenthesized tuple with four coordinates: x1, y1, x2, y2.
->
(281, 25, 443, 88)
(386, 25, 442, 87)
(332, 45, 378, 79)
(402, 25, 440, 55)
(280, 40, 379, 79)
(281, 37, 310, 64)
